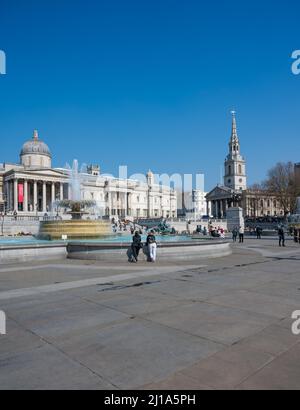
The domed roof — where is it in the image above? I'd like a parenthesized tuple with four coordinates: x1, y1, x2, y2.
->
(20, 130, 51, 158)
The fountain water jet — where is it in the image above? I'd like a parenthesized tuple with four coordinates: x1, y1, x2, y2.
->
(38, 160, 112, 240)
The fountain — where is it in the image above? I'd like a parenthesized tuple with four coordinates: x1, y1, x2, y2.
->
(38, 160, 112, 240)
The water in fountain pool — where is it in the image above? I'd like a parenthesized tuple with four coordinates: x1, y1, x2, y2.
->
(0, 234, 194, 246)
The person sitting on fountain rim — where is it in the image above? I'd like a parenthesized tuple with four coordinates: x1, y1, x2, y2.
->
(146, 230, 157, 263)
(131, 231, 142, 263)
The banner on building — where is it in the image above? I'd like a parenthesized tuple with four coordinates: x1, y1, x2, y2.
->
(18, 183, 24, 203)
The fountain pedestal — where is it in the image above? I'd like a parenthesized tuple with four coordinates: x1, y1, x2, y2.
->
(38, 219, 112, 240)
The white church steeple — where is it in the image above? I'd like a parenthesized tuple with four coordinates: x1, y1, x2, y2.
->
(224, 111, 247, 191)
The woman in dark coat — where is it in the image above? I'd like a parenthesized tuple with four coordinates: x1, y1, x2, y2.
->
(131, 231, 142, 262)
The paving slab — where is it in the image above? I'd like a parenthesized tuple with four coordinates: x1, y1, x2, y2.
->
(53, 318, 223, 389)
(7, 299, 130, 342)
(236, 324, 300, 356)
(0, 344, 115, 390)
(206, 289, 300, 319)
(144, 302, 276, 345)
(237, 343, 300, 390)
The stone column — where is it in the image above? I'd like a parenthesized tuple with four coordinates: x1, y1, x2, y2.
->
(123, 192, 127, 218)
(33, 181, 38, 212)
(108, 191, 112, 218)
(42, 181, 47, 212)
(51, 182, 55, 204)
(214, 201, 218, 219)
(60, 183, 64, 200)
(24, 180, 28, 212)
(7, 181, 11, 210)
(222, 199, 226, 219)
(14, 179, 18, 212)
(206, 201, 210, 217)
(127, 192, 130, 218)
(217, 200, 221, 219)
(68, 184, 72, 200)
(5, 181, 9, 211)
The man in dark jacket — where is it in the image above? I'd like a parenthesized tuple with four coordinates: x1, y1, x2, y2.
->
(256, 226, 262, 239)
(131, 231, 142, 262)
(232, 227, 238, 242)
(278, 225, 285, 247)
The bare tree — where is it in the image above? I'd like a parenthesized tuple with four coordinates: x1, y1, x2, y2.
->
(263, 162, 297, 215)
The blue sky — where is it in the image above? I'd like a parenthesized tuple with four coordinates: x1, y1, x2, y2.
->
(0, 0, 299, 191)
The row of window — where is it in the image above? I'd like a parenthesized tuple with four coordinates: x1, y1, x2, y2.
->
(249, 199, 277, 208)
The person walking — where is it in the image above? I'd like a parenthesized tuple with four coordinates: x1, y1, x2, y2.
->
(232, 227, 238, 242)
(293, 227, 298, 243)
(256, 226, 262, 239)
(131, 231, 142, 263)
(278, 225, 285, 247)
(238, 226, 244, 243)
(146, 230, 157, 262)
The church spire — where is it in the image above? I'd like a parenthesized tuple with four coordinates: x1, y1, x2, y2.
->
(229, 111, 240, 156)
(224, 110, 247, 191)
(230, 110, 239, 143)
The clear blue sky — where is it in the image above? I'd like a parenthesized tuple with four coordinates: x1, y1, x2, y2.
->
(0, 0, 299, 191)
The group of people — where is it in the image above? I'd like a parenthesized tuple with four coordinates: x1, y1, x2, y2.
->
(209, 226, 225, 239)
(232, 226, 245, 243)
(129, 230, 157, 263)
(232, 224, 288, 247)
(291, 227, 300, 244)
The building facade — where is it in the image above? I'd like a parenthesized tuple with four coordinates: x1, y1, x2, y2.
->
(192, 190, 210, 219)
(206, 112, 285, 219)
(0, 131, 177, 219)
(295, 163, 300, 194)
(242, 189, 284, 218)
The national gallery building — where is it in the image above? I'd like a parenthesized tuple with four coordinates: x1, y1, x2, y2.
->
(0, 131, 177, 219)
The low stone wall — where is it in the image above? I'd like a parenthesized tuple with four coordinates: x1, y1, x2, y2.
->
(0, 243, 67, 264)
(67, 240, 232, 262)
(1, 220, 40, 236)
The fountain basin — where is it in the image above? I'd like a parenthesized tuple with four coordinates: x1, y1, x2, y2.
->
(38, 220, 112, 240)
(67, 239, 232, 262)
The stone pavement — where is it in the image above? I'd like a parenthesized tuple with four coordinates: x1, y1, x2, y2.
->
(0, 237, 299, 390)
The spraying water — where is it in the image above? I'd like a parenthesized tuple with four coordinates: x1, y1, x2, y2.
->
(65, 159, 82, 201)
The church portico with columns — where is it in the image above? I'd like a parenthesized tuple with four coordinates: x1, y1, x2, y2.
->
(206, 185, 242, 219)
